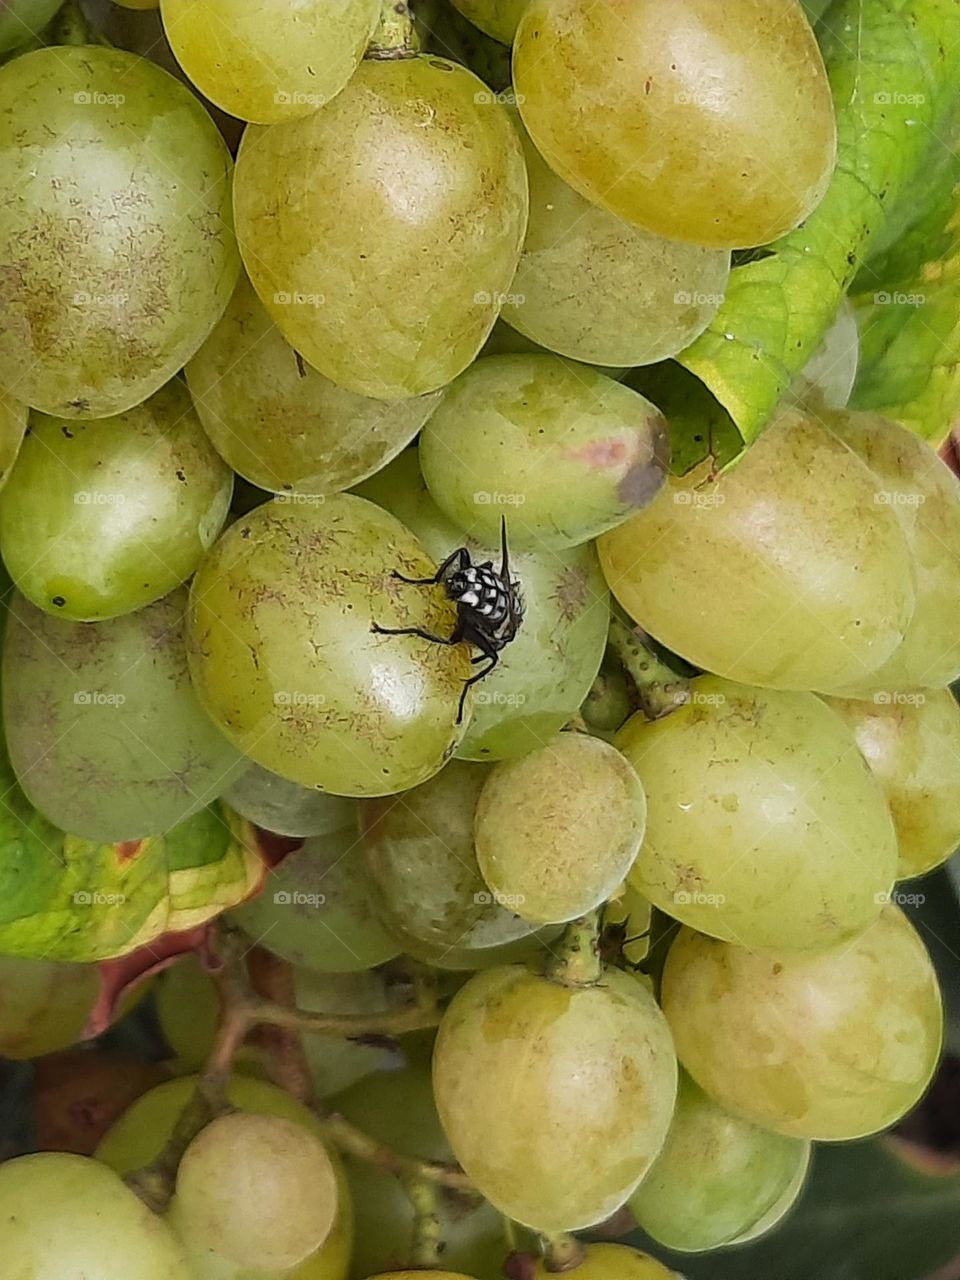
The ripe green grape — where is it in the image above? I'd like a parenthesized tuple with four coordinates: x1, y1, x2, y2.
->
(186, 493, 470, 795)
(0, 45, 238, 418)
(661, 907, 943, 1141)
(356, 450, 610, 760)
(449, 0, 528, 43)
(473, 733, 646, 925)
(629, 1072, 810, 1252)
(785, 299, 859, 411)
(823, 689, 960, 880)
(532, 1245, 679, 1280)
(598, 408, 917, 693)
(0, 0, 60, 51)
(228, 824, 401, 974)
(617, 675, 898, 951)
(160, 0, 379, 124)
(823, 410, 960, 692)
(0, 381, 232, 621)
(225, 761, 356, 838)
(234, 56, 528, 399)
(0, 955, 102, 1058)
(502, 109, 731, 367)
(433, 964, 677, 1231)
(419, 355, 669, 549)
(480, 318, 628, 380)
(724, 1147, 810, 1245)
(514, 0, 836, 249)
(187, 274, 442, 496)
(172, 1113, 339, 1271)
(359, 759, 548, 968)
(3, 588, 245, 843)
(0, 1152, 192, 1280)
(0, 388, 25, 491)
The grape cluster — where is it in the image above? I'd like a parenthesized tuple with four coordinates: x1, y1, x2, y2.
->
(0, 2, 955, 1280)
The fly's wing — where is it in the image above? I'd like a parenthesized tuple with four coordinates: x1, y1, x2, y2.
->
(499, 516, 524, 637)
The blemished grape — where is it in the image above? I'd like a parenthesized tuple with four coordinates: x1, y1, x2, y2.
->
(0, 0, 60, 51)
(160, 0, 379, 124)
(0, 381, 232, 621)
(514, 0, 836, 249)
(187, 274, 442, 497)
(0, 1152, 192, 1280)
(228, 825, 401, 974)
(598, 408, 917, 693)
(185, 493, 471, 795)
(3, 588, 245, 843)
(661, 907, 943, 1141)
(433, 964, 677, 1232)
(616, 675, 898, 951)
(785, 299, 860, 411)
(224, 760, 356, 839)
(532, 1245, 679, 1280)
(629, 1072, 810, 1252)
(824, 689, 960, 880)
(823, 409, 960, 692)
(360, 760, 549, 968)
(172, 1113, 339, 1271)
(502, 109, 731, 368)
(473, 733, 646, 925)
(356, 450, 610, 760)
(419, 355, 669, 549)
(234, 56, 528, 399)
(0, 45, 238, 418)
(449, 0, 528, 43)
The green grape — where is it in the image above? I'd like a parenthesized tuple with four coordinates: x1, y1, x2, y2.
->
(784, 299, 859, 410)
(0, 0, 60, 51)
(617, 674, 897, 951)
(661, 907, 943, 1141)
(480, 318, 628, 380)
(0, 387, 26, 489)
(723, 1146, 810, 1246)
(473, 733, 646, 925)
(116, 0, 161, 8)
(229, 824, 401, 974)
(186, 493, 470, 795)
(333, 1057, 513, 1280)
(0, 45, 238, 418)
(502, 109, 730, 367)
(449, 0, 528, 43)
(513, 0, 836, 249)
(234, 56, 528, 399)
(629, 1072, 810, 1253)
(419, 355, 668, 549)
(823, 688, 960, 880)
(598, 408, 917, 693)
(359, 759, 549, 968)
(603, 881, 652, 965)
(225, 761, 356, 839)
(96, 1075, 353, 1280)
(0, 955, 102, 1058)
(154, 955, 223, 1069)
(187, 275, 442, 496)
(0, 1152, 192, 1280)
(433, 963, 677, 1231)
(355, 450, 610, 759)
(160, 0, 379, 124)
(0, 381, 232, 621)
(532, 1245, 679, 1280)
(823, 410, 960, 692)
(3, 588, 245, 843)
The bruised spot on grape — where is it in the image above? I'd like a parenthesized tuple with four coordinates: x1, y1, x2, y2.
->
(565, 436, 632, 469)
(115, 839, 144, 864)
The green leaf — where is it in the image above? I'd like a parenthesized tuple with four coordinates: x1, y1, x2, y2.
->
(678, 0, 960, 443)
(0, 759, 263, 962)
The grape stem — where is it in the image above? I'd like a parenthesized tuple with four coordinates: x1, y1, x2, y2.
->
(546, 909, 603, 987)
(247, 948, 315, 1105)
(406, 1177, 443, 1267)
(607, 615, 691, 720)
(50, 0, 111, 47)
(322, 1112, 477, 1196)
(539, 1233, 588, 1273)
(366, 0, 419, 58)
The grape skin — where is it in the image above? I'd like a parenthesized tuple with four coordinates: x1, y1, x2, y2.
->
(532, 1244, 680, 1280)
(449, 0, 528, 43)
(0, 0, 60, 52)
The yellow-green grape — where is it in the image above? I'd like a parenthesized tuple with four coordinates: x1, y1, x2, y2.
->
(115, 1, 161, 8)
(360, 760, 549, 969)
(723, 1146, 810, 1245)
(234, 57, 528, 400)
(187, 275, 442, 496)
(0, 381, 232, 621)
(186, 493, 470, 795)
(785, 299, 860, 410)
(0, 389, 25, 490)
(3, 588, 245, 843)
(661, 907, 943, 1141)
(0, 45, 238, 418)
(333, 1057, 513, 1280)
(604, 882, 652, 965)
(823, 410, 960, 692)
(474, 734, 646, 925)
(823, 689, 960, 880)
(0, 956, 103, 1059)
(420, 355, 669, 550)
(514, 0, 836, 249)
(480, 318, 628, 380)
(449, 0, 527, 43)
(225, 761, 356, 839)
(617, 675, 897, 951)
(502, 109, 730, 367)
(356, 450, 610, 760)
(433, 964, 677, 1231)
(599, 408, 917, 693)
(96, 1075, 352, 1280)
(532, 1245, 679, 1280)
(0, 1153, 192, 1280)
(0, 0, 60, 52)
(160, 0, 379, 124)
(629, 1072, 810, 1253)
(228, 825, 401, 974)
